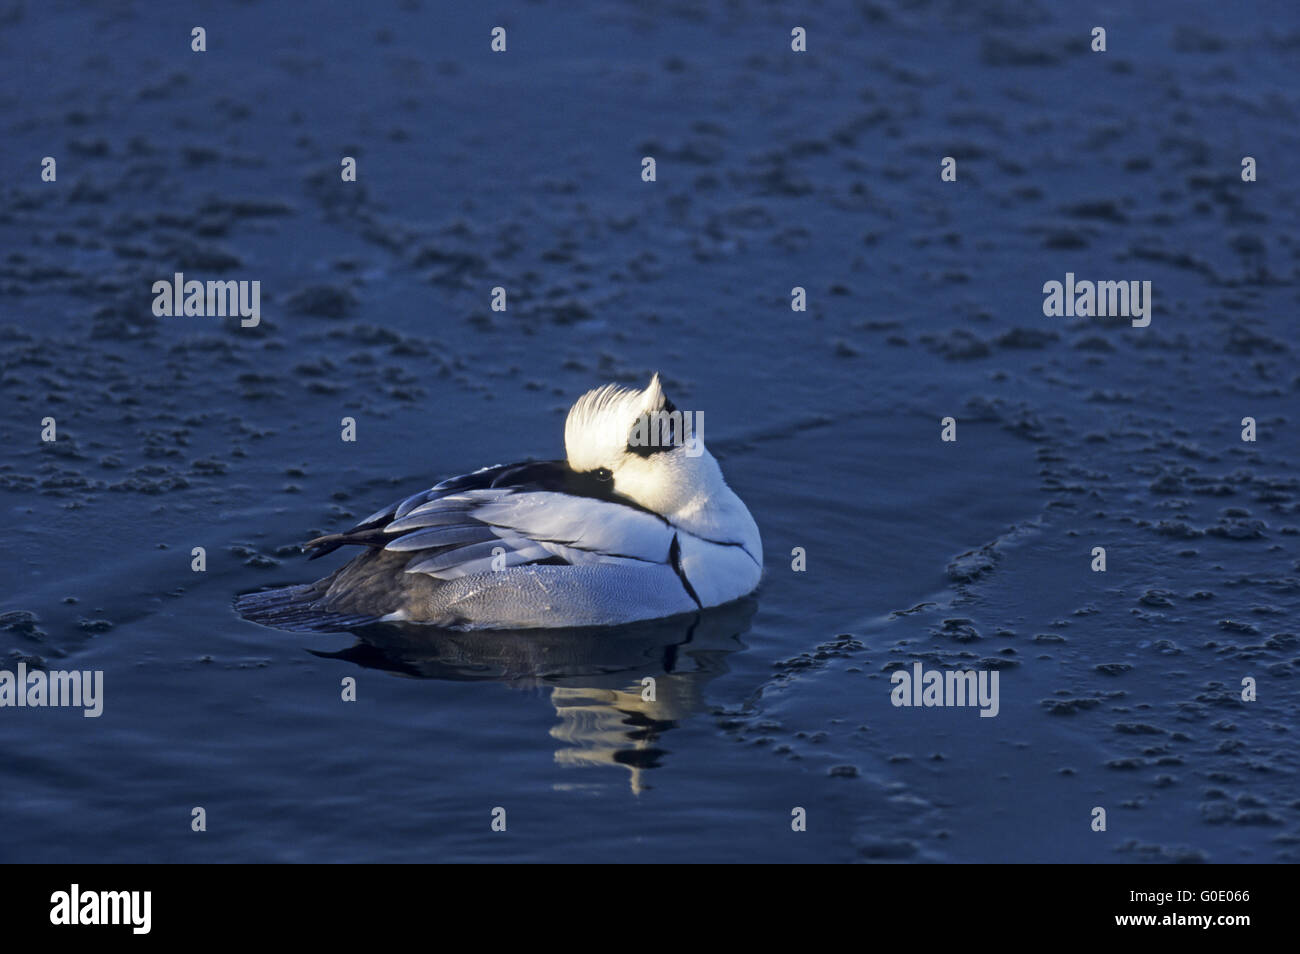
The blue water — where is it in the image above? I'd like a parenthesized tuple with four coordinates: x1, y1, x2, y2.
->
(1, 0, 1297, 862)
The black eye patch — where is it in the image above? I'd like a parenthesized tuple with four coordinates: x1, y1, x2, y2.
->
(626, 407, 687, 457)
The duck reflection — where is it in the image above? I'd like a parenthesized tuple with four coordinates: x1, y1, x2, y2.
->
(310, 598, 757, 793)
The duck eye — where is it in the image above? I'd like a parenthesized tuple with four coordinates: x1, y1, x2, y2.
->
(593, 467, 613, 482)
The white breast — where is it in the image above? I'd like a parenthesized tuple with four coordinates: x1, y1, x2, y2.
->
(677, 532, 763, 608)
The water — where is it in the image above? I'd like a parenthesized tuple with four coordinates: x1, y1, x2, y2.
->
(1, 0, 1297, 862)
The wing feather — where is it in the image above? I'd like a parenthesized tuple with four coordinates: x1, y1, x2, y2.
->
(382, 523, 498, 552)
(304, 459, 674, 579)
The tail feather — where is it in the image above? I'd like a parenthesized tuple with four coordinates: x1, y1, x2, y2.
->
(234, 584, 379, 633)
(303, 530, 388, 561)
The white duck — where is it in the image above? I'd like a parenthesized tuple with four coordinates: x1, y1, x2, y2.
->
(236, 374, 762, 631)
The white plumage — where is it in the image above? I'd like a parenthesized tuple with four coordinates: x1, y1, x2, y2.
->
(235, 374, 763, 631)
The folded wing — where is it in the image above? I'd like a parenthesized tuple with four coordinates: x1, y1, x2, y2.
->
(303, 460, 675, 580)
